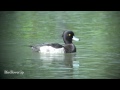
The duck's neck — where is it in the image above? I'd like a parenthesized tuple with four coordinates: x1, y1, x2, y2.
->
(64, 38, 72, 44)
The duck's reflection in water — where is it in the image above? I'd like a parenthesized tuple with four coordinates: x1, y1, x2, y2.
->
(38, 53, 80, 79)
(39, 53, 78, 68)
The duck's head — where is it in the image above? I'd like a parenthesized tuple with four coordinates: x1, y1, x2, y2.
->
(62, 30, 79, 44)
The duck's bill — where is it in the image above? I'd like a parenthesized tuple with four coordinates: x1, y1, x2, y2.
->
(72, 36, 80, 41)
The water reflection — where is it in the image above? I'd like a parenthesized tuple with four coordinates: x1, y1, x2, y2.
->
(39, 53, 77, 68)
(36, 53, 81, 79)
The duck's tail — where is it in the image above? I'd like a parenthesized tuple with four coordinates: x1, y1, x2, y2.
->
(29, 45, 33, 47)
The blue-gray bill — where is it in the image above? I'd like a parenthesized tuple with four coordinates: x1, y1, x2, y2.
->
(72, 36, 80, 41)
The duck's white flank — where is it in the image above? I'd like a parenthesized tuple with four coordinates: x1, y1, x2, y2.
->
(39, 46, 64, 53)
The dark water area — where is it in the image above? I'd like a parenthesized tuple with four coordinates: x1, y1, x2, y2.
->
(0, 11, 120, 79)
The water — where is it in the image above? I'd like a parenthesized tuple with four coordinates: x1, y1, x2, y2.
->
(0, 11, 120, 79)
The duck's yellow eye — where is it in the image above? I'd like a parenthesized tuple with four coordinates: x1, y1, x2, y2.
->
(68, 34, 71, 36)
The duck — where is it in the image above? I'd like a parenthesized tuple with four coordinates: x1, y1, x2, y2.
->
(30, 30, 79, 53)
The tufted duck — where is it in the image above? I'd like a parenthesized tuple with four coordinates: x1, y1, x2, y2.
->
(30, 30, 79, 53)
